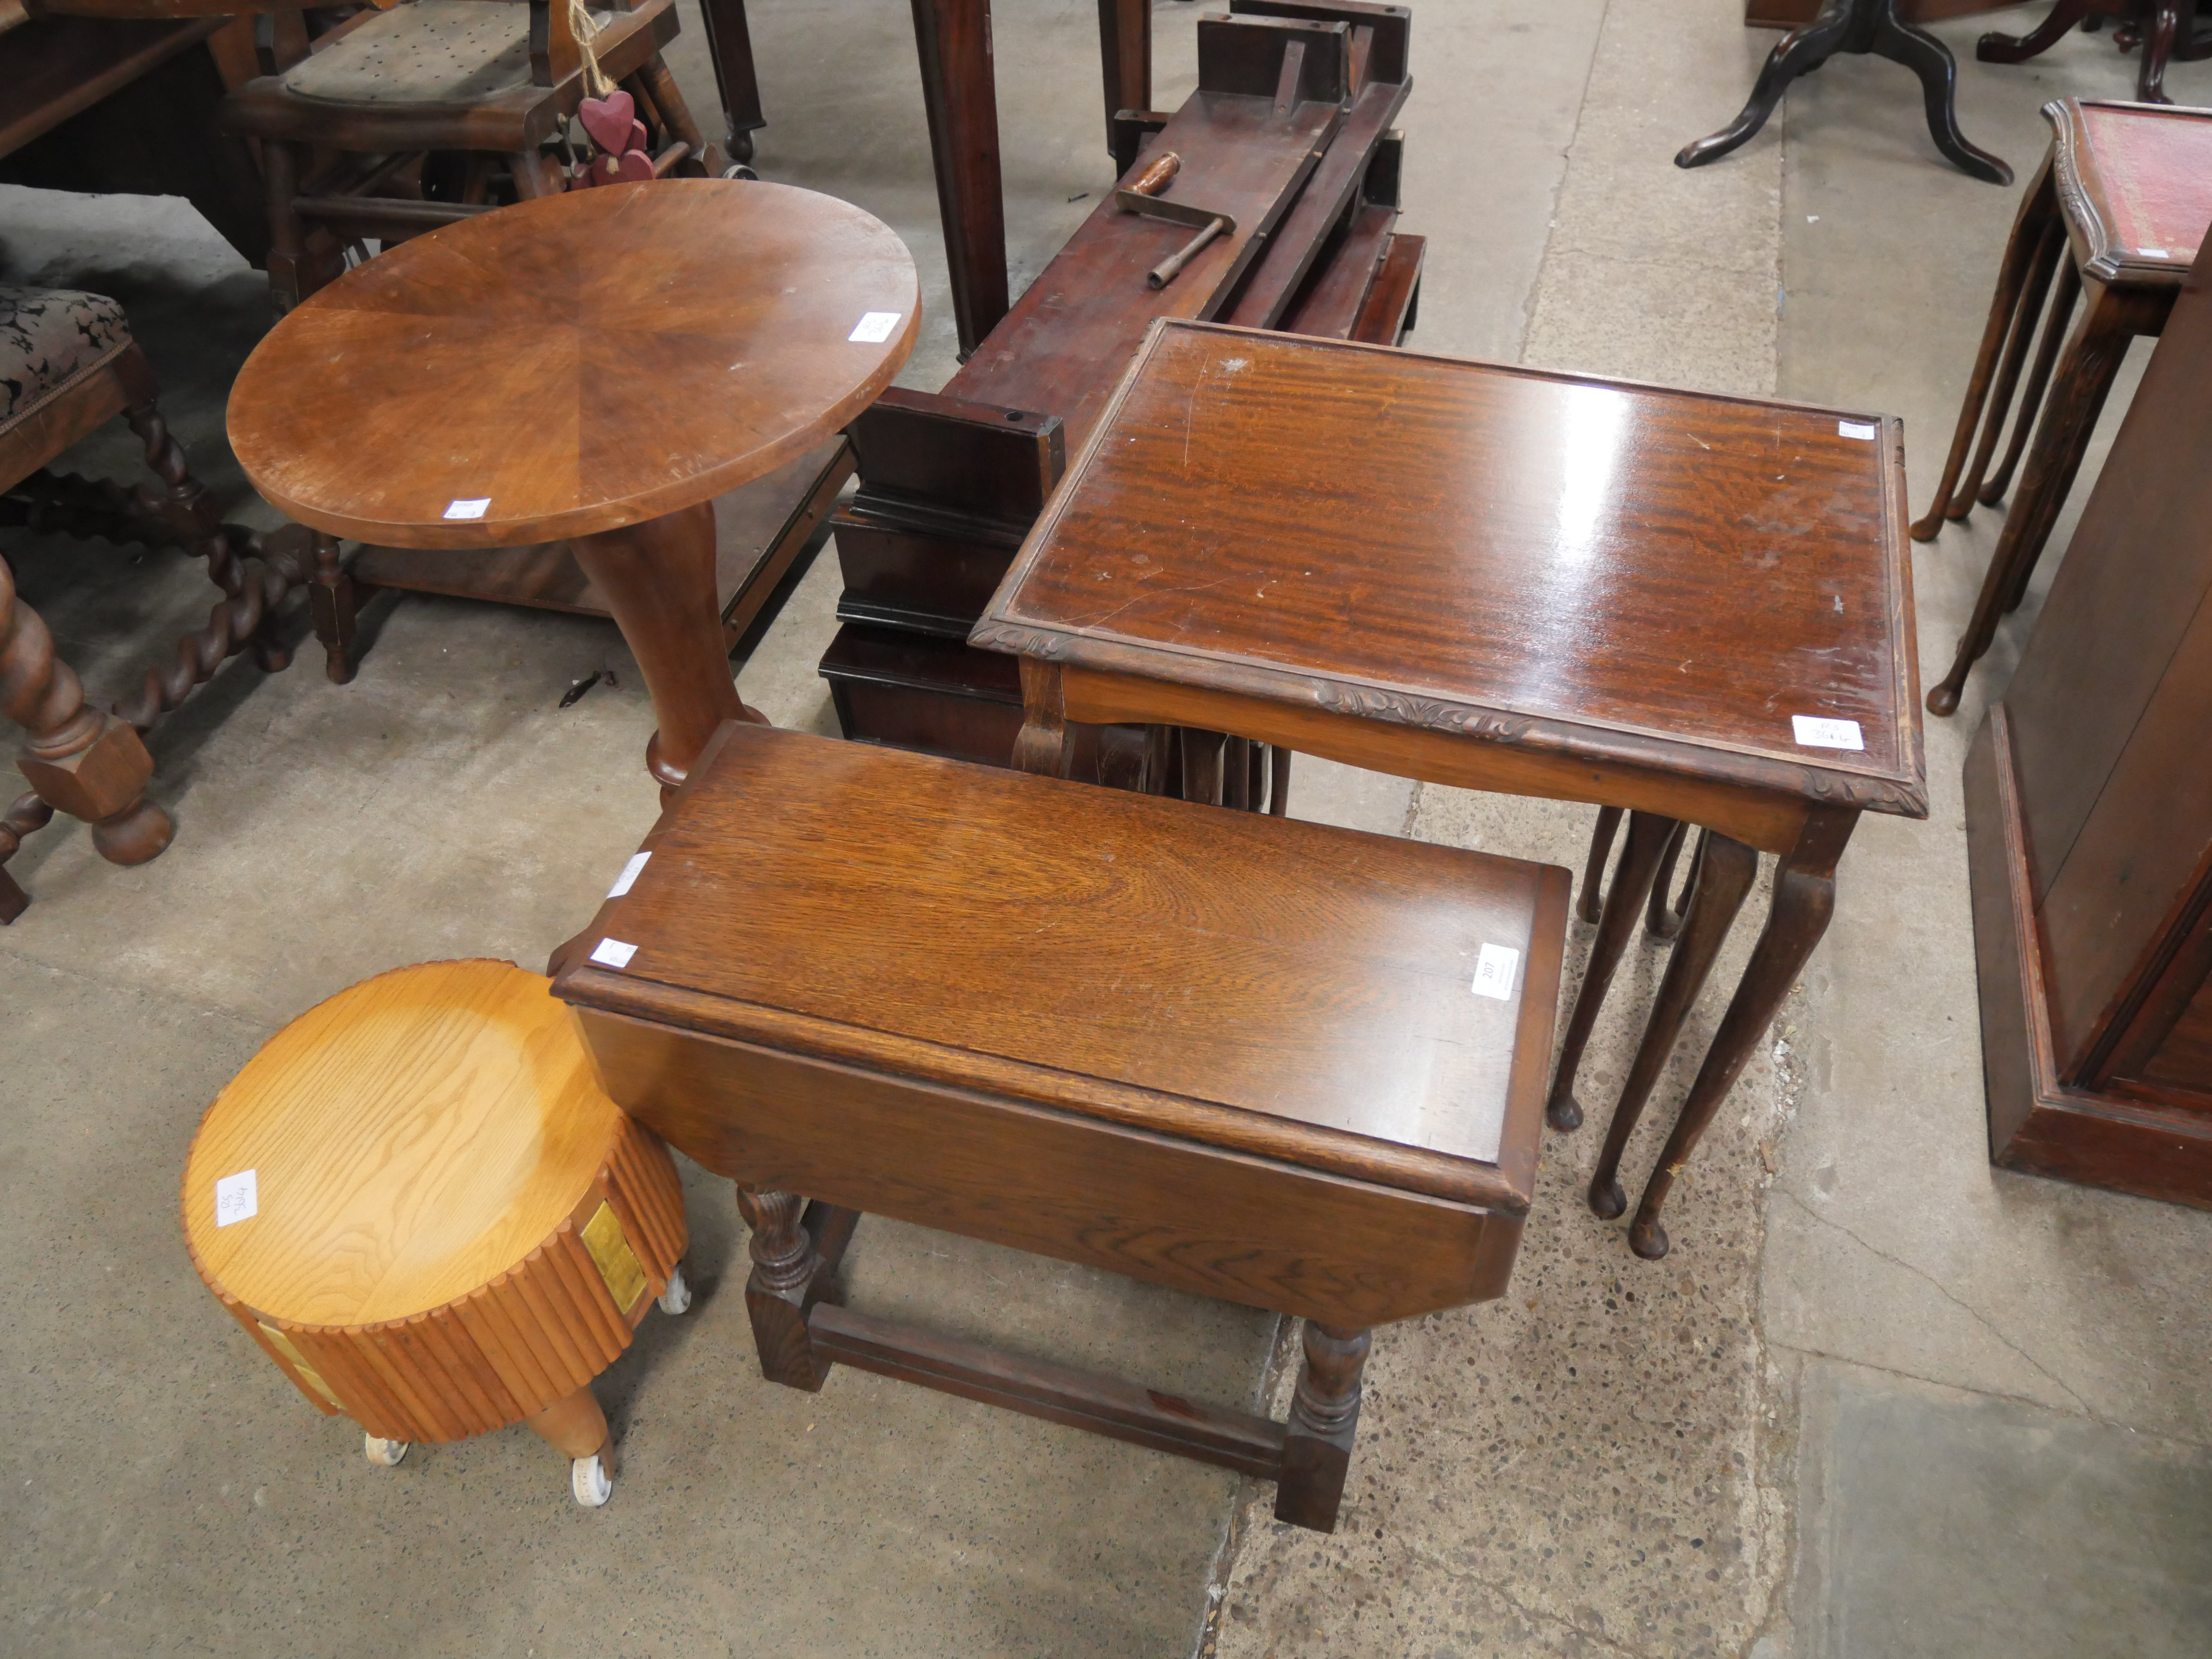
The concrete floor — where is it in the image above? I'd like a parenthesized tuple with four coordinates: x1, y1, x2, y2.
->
(4, 3, 2211, 1655)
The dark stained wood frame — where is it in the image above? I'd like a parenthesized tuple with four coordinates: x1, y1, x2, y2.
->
(1968, 704, 2212, 1205)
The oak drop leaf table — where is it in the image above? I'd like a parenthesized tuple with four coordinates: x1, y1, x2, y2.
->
(975, 319, 1929, 1258)
(555, 721, 1567, 1532)
(226, 179, 918, 797)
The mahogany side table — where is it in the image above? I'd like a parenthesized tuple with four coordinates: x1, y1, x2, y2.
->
(975, 319, 1929, 1258)
(227, 179, 918, 797)
(1915, 97, 2212, 716)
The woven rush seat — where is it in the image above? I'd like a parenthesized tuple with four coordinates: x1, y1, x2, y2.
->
(281, 2, 614, 108)
(1, 288, 129, 431)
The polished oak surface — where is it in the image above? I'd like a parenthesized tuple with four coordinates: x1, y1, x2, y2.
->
(228, 180, 917, 547)
(183, 960, 626, 1327)
(558, 722, 1566, 1207)
(979, 320, 1924, 817)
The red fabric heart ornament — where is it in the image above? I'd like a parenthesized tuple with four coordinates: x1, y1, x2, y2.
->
(577, 90, 637, 156)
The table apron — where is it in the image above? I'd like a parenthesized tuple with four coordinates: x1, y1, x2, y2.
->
(1057, 664, 1814, 855)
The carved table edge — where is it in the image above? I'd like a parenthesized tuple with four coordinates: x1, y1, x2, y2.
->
(968, 620, 1932, 820)
(2048, 97, 2204, 291)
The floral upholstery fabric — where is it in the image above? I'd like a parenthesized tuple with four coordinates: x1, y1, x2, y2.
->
(0, 287, 131, 430)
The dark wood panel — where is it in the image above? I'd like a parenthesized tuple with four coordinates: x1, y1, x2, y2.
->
(1350, 231, 1423, 345)
(2006, 245, 2212, 912)
(2140, 972, 2212, 1098)
(2038, 578, 2212, 1073)
(820, 625, 1026, 766)
(570, 1004, 1525, 1328)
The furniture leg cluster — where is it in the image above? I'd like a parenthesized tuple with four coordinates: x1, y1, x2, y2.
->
(1916, 97, 2212, 716)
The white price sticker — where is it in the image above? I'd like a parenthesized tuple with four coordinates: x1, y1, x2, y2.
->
(442, 498, 490, 521)
(1471, 943, 1521, 1001)
(215, 1170, 259, 1228)
(1792, 715, 1864, 751)
(589, 938, 638, 969)
(605, 851, 651, 899)
(848, 311, 902, 343)
(1837, 421, 1876, 440)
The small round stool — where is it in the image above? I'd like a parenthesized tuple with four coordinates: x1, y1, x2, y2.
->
(182, 959, 689, 1507)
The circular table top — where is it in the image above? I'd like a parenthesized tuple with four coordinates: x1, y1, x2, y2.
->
(228, 180, 919, 547)
(183, 960, 625, 1326)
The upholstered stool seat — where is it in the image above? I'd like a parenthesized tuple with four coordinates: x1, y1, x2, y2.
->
(181, 959, 692, 1507)
(0, 288, 131, 433)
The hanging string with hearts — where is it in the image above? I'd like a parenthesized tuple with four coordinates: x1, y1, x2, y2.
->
(567, 0, 656, 189)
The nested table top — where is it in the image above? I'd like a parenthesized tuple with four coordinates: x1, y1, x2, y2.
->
(976, 320, 1926, 818)
(183, 960, 623, 1326)
(2052, 98, 2212, 285)
(557, 724, 1567, 1211)
(227, 180, 918, 547)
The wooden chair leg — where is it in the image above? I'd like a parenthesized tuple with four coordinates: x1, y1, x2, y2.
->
(1274, 1322, 1369, 1533)
(309, 531, 368, 685)
(632, 54, 729, 175)
(0, 555, 173, 874)
(0, 790, 56, 924)
(1266, 745, 1291, 817)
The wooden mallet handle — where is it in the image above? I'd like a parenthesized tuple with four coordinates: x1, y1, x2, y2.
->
(1128, 150, 1182, 197)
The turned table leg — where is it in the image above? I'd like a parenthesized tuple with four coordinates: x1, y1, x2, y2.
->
(1548, 811, 1676, 1132)
(571, 501, 766, 799)
(736, 1185, 834, 1391)
(1627, 811, 1856, 1259)
(1590, 832, 1758, 1220)
(1275, 1321, 1370, 1533)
